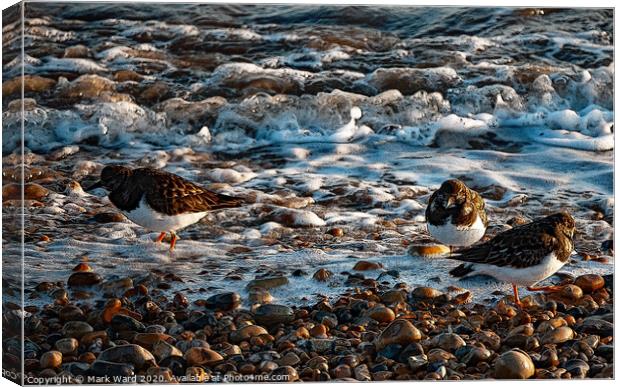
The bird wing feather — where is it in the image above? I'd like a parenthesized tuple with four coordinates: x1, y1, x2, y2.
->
(453, 223, 558, 268)
(140, 169, 242, 216)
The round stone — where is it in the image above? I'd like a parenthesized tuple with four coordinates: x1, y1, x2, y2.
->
(254, 304, 294, 326)
(230, 325, 269, 344)
(409, 244, 450, 257)
(98, 344, 156, 370)
(67, 272, 102, 287)
(248, 287, 273, 304)
(246, 276, 289, 290)
(62, 321, 93, 339)
(352, 261, 383, 271)
(411, 287, 443, 300)
(269, 366, 299, 382)
(542, 326, 574, 344)
(494, 349, 535, 379)
(184, 347, 223, 367)
(380, 290, 407, 304)
(561, 284, 583, 301)
(367, 306, 396, 323)
(313, 268, 333, 282)
(375, 319, 422, 350)
(111, 314, 145, 332)
(431, 333, 466, 352)
(205, 292, 241, 311)
(574, 274, 605, 293)
(59, 305, 85, 322)
(55, 338, 78, 355)
(40, 351, 62, 369)
(151, 340, 183, 361)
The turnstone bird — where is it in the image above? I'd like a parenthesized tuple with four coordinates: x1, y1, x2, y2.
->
(425, 179, 488, 248)
(88, 165, 243, 250)
(449, 211, 576, 307)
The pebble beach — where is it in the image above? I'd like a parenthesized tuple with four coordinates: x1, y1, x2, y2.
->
(2, 3, 614, 383)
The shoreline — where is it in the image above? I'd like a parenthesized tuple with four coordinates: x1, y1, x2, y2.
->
(2, 265, 613, 382)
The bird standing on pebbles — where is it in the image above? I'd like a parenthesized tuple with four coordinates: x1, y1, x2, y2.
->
(425, 179, 488, 249)
(88, 165, 243, 251)
(449, 211, 576, 307)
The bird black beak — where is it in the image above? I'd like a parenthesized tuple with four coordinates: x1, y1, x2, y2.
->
(85, 180, 104, 191)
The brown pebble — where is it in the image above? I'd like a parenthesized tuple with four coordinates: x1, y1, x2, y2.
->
(375, 319, 421, 349)
(3, 183, 49, 201)
(309, 324, 328, 338)
(333, 364, 352, 379)
(574, 274, 605, 293)
(40, 351, 62, 369)
(230, 325, 268, 344)
(72, 262, 92, 272)
(561, 284, 583, 301)
(78, 352, 96, 363)
(494, 349, 535, 379)
(313, 268, 333, 282)
(327, 228, 344, 237)
(542, 326, 574, 344)
(184, 347, 223, 367)
(409, 244, 450, 257)
(367, 306, 396, 323)
(411, 287, 443, 300)
(352, 260, 383, 271)
(185, 366, 208, 382)
(67, 272, 102, 287)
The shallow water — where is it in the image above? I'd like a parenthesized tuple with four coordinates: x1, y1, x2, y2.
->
(2, 4, 614, 307)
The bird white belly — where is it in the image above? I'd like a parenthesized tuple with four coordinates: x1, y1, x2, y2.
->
(427, 215, 486, 247)
(468, 253, 566, 287)
(123, 198, 207, 232)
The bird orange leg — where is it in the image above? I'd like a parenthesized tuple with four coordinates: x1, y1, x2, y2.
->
(155, 232, 166, 243)
(512, 284, 523, 308)
(169, 233, 178, 251)
(527, 285, 564, 292)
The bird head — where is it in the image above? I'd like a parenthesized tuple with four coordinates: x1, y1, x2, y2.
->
(436, 179, 467, 209)
(549, 211, 576, 240)
(87, 165, 133, 192)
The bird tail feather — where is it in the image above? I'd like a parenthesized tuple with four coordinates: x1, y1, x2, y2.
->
(449, 263, 475, 277)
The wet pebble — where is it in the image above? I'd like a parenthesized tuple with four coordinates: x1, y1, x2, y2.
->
(246, 276, 289, 289)
(40, 351, 62, 369)
(110, 314, 145, 332)
(574, 274, 605, 293)
(430, 333, 466, 352)
(151, 340, 183, 361)
(366, 306, 395, 323)
(269, 365, 299, 382)
(411, 287, 443, 300)
(98, 345, 156, 369)
(542, 326, 574, 344)
(494, 349, 535, 379)
(67, 272, 102, 287)
(62, 321, 93, 339)
(561, 284, 583, 301)
(184, 347, 223, 367)
(55, 338, 78, 355)
(254, 304, 294, 326)
(205, 292, 241, 311)
(409, 244, 450, 257)
(89, 360, 135, 377)
(230, 325, 268, 344)
(375, 319, 421, 350)
(248, 287, 273, 304)
(313, 268, 333, 282)
(352, 261, 383, 271)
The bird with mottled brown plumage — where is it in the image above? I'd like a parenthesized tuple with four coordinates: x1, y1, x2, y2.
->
(425, 179, 488, 249)
(449, 211, 576, 307)
(88, 165, 243, 250)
